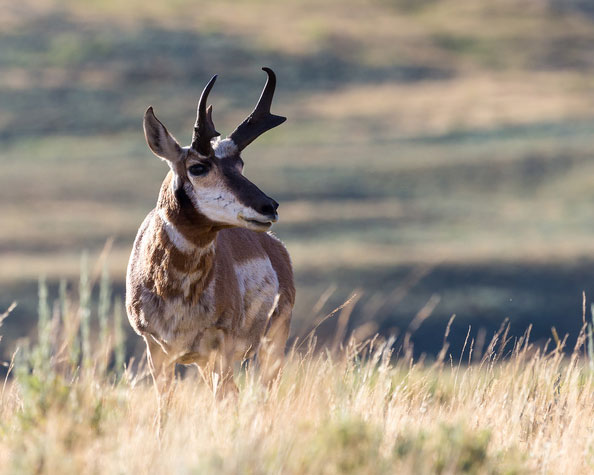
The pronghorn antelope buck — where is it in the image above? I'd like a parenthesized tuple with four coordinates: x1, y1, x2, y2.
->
(126, 68, 295, 395)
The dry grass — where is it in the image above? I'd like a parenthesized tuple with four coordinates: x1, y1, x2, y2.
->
(1, 281, 594, 474)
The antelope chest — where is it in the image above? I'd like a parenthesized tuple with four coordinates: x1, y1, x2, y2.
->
(139, 255, 279, 364)
(136, 275, 217, 354)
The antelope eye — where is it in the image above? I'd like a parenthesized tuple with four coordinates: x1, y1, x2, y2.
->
(188, 164, 209, 176)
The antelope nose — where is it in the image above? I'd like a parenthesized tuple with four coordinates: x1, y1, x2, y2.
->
(258, 200, 279, 219)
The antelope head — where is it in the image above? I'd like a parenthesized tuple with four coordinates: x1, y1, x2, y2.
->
(143, 67, 286, 231)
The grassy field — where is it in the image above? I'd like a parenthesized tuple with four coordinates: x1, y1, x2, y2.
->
(3, 1, 594, 362)
(4, 3, 594, 471)
(1, 285, 594, 473)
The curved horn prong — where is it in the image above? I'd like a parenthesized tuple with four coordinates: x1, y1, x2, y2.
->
(191, 74, 220, 155)
(228, 67, 286, 151)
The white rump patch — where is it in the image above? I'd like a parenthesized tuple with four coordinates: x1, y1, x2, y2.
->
(212, 138, 238, 159)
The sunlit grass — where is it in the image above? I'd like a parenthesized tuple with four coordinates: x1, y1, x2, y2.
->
(1, 274, 594, 473)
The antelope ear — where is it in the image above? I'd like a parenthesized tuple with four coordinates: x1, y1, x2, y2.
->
(143, 107, 183, 162)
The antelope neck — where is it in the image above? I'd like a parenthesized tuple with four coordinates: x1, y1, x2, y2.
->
(156, 172, 219, 252)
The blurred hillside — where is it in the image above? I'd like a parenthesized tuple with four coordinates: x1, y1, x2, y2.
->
(2, 0, 594, 357)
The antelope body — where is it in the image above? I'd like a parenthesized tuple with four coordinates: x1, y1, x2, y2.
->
(126, 68, 294, 394)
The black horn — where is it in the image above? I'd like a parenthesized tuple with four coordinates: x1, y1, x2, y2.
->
(191, 74, 220, 155)
(228, 67, 286, 151)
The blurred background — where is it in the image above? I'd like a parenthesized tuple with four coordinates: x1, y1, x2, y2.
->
(2, 0, 594, 359)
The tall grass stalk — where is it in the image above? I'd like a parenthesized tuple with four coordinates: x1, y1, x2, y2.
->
(79, 251, 92, 371)
(113, 297, 126, 378)
(98, 265, 112, 352)
(36, 276, 51, 371)
(587, 304, 594, 371)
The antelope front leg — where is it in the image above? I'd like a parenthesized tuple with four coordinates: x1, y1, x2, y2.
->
(259, 305, 291, 385)
(196, 329, 238, 399)
(145, 336, 175, 434)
